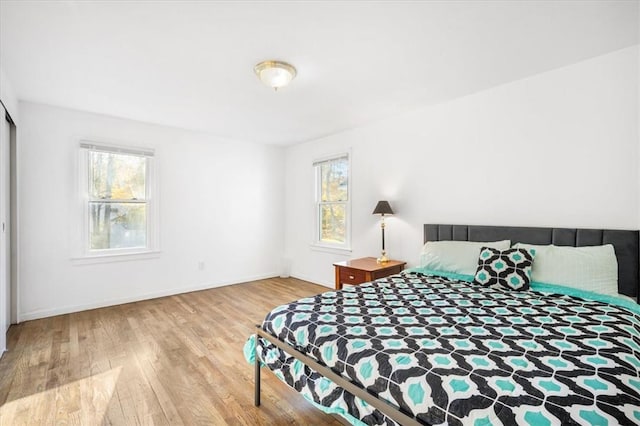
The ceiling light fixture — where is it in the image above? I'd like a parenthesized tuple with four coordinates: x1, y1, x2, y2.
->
(254, 60, 297, 90)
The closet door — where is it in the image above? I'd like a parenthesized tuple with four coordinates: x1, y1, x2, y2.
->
(0, 105, 9, 353)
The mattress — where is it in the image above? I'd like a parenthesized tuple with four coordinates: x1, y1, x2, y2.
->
(248, 272, 640, 425)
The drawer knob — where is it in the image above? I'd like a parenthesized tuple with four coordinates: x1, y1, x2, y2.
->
(349, 275, 354, 279)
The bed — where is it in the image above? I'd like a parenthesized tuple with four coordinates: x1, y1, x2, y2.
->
(247, 224, 640, 425)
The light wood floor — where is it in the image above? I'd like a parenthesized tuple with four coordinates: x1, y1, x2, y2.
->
(0, 277, 344, 425)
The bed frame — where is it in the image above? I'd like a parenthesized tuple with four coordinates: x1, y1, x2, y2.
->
(254, 326, 422, 425)
(254, 223, 640, 425)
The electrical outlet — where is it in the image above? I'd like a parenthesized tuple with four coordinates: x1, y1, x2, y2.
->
(198, 261, 205, 270)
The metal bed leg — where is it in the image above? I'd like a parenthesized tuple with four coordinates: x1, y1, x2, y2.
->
(254, 332, 261, 406)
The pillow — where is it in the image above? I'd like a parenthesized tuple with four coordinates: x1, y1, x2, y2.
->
(615, 293, 637, 304)
(512, 243, 618, 297)
(473, 247, 535, 290)
(420, 240, 511, 276)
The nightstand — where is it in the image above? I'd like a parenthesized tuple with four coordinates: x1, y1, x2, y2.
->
(333, 257, 406, 290)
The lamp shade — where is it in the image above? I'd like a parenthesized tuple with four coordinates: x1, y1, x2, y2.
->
(372, 200, 394, 216)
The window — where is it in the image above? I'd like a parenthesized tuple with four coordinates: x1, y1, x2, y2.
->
(314, 154, 350, 249)
(80, 142, 156, 256)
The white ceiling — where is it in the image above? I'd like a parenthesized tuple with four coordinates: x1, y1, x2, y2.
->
(1, 1, 638, 145)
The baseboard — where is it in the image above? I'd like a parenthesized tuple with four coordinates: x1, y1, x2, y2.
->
(289, 273, 333, 289)
(18, 272, 279, 322)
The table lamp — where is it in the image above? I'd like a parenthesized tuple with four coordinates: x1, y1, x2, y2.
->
(372, 200, 394, 264)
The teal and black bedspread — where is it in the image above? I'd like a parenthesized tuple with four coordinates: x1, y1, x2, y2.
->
(250, 273, 640, 425)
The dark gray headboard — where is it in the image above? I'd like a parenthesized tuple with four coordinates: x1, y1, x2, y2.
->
(424, 224, 640, 300)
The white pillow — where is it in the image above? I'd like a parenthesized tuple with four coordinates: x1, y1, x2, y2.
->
(512, 243, 618, 296)
(420, 240, 511, 276)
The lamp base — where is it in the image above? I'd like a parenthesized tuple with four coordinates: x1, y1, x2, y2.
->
(377, 252, 389, 264)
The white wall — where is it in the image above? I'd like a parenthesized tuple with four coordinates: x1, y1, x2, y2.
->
(12, 46, 640, 317)
(285, 46, 640, 287)
(18, 102, 284, 320)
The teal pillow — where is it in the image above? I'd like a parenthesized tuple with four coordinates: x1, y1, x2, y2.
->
(473, 247, 536, 291)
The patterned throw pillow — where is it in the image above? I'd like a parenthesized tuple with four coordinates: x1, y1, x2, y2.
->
(473, 247, 536, 290)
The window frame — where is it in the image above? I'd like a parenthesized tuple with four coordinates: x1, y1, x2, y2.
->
(78, 141, 159, 259)
(312, 152, 351, 252)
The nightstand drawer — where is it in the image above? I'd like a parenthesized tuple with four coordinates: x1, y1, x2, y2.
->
(339, 267, 367, 285)
(371, 264, 404, 280)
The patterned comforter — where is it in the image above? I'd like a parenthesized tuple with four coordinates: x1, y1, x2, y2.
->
(255, 273, 640, 425)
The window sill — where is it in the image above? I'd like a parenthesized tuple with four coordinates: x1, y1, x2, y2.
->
(309, 244, 352, 255)
(71, 250, 161, 266)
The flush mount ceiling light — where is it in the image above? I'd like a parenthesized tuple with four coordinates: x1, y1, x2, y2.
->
(254, 60, 297, 90)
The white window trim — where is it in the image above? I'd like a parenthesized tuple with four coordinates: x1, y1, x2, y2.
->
(75, 141, 159, 261)
(311, 151, 352, 252)
(71, 250, 161, 265)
